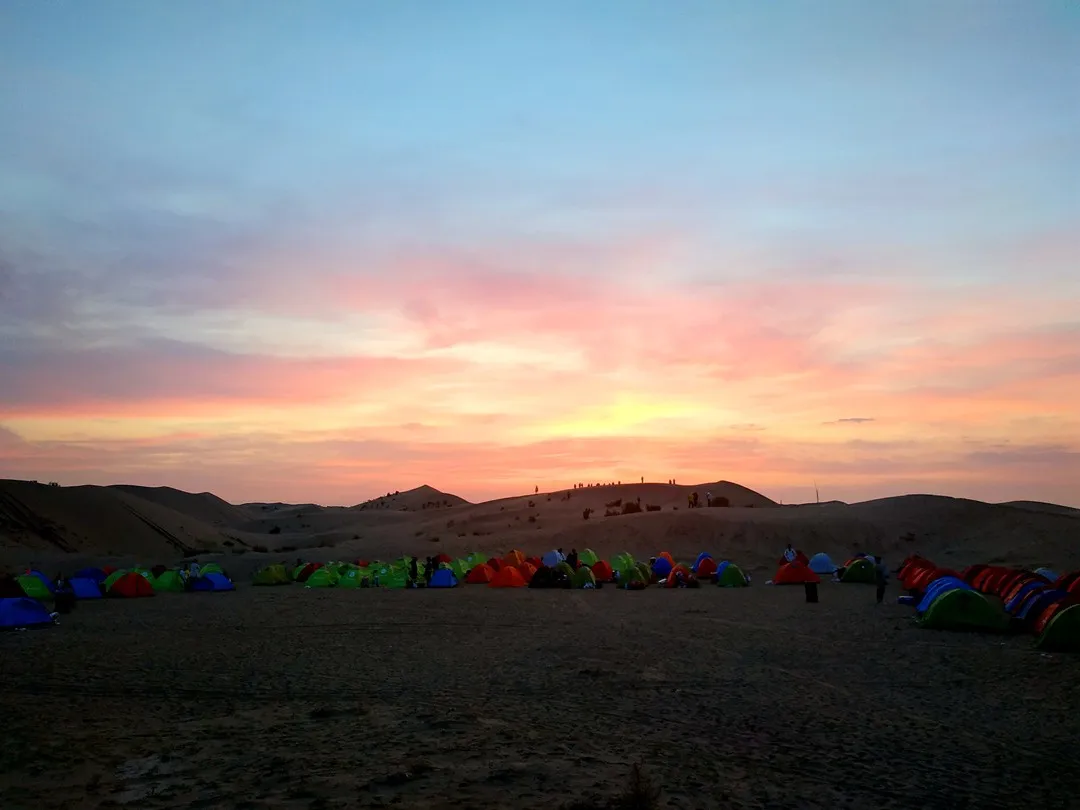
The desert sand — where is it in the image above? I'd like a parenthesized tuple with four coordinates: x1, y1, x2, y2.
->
(2, 479, 1080, 808)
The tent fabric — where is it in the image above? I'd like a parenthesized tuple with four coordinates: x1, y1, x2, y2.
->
(664, 565, 696, 588)
(27, 570, 56, 593)
(572, 567, 597, 588)
(773, 563, 820, 585)
(619, 566, 648, 588)
(1033, 599, 1079, 636)
(1035, 567, 1058, 582)
(199, 563, 224, 576)
(555, 562, 575, 579)
(190, 573, 234, 592)
(808, 553, 838, 574)
(1017, 589, 1069, 623)
(429, 569, 458, 588)
(152, 570, 186, 593)
(103, 570, 129, 591)
(579, 548, 599, 567)
(18, 575, 52, 600)
(108, 572, 155, 598)
(486, 558, 504, 571)
(715, 562, 748, 588)
(253, 564, 291, 586)
(504, 550, 526, 568)
(0, 597, 54, 630)
(590, 560, 614, 582)
(841, 558, 877, 584)
(915, 577, 971, 614)
(434, 553, 453, 565)
(466, 564, 496, 584)
(489, 567, 527, 588)
(651, 557, 673, 579)
(517, 562, 537, 583)
(74, 567, 107, 583)
(337, 568, 370, 588)
(541, 550, 561, 568)
(917, 588, 1009, 632)
(1035, 604, 1080, 652)
(69, 577, 103, 599)
(1003, 578, 1047, 608)
(293, 563, 323, 582)
(529, 566, 570, 589)
(612, 552, 636, 572)
(696, 557, 718, 579)
(692, 552, 713, 572)
(304, 568, 339, 588)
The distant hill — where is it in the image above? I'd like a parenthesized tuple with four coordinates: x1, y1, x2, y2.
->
(999, 500, 1079, 517)
(109, 484, 254, 527)
(352, 484, 470, 512)
(0, 479, 250, 558)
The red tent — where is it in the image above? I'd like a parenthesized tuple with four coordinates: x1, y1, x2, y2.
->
(696, 557, 718, 579)
(355, 559, 370, 568)
(434, 553, 453, 565)
(504, 550, 526, 567)
(108, 572, 154, 598)
(465, 564, 496, 584)
(664, 565, 695, 588)
(486, 557, 503, 571)
(489, 566, 527, 588)
(590, 560, 614, 582)
(773, 562, 820, 585)
(295, 562, 322, 582)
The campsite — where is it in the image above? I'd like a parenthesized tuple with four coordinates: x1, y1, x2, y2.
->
(3, 479, 1080, 809)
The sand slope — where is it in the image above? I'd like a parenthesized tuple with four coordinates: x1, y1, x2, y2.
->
(3, 479, 1080, 576)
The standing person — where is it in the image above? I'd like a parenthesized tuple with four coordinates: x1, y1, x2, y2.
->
(409, 556, 419, 585)
(567, 549, 578, 569)
(875, 556, 889, 604)
(706, 491, 713, 507)
(424, 557, 434, 586)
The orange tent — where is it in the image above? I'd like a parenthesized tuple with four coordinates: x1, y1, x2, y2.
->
(465, 564, 496, 584)
(489, 566, 527, 588)
(591, 560, 614, 582)
(504, 550, 525, 567)
(517, 562, 537, 583)
(108, 572, 155, 598)
(773, 562, 820, 585)
(664, 564, 695, 588)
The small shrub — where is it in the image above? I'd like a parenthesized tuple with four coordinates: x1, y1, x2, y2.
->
(527, 515, 536, 523)
(582, 508, 593, 520)
(428, 536, 440, 542)
(621, 501, 642, 515)
(528, 500, 535, 508)
(645, 504, 661, 512)
(269, 526, 281, 535)
(252, 544, 268, 553)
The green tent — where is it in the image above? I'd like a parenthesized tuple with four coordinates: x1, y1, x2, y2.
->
(252, 564, 291, 586)
(465, 552, 487, 568)
(1036, 604, 1080, 652)
(451, 559, 469, 579)
(572, 567, 596, 588)
(103, 570, 129, 591)
(152, 570, 186, 592)
(620, 567, 647, 588)
(199, 563, 224, 576)
(304, 568, 340, 588)
(337, 568, 371, 589)
(636, 562, 653, 584)
(716, 563, 749, 587)
(579, 548, 599, 567)
(613, 552, 636, 572)
(18, 575, 51, 600)
(841, 558, 876, 584)
(555, 561, 575, 579)
(918, 589, 1009, 632)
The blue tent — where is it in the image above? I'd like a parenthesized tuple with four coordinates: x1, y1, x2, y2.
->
(0, 597, 54, 629)
(190, 573, 235, 592)
(429, 568, 458, 588)
(652, 558, 673, 578)
(69, 577, 103, 599)
(714, 560, 731, 579)
(1018, 589, 1068, 623)
(1035, 567, 1058, 582)
(73, 567, 107, 583)
(808, 553, 837, 574)
(692, 552, 713, 573)
(915, 577, 971, 614)
(1005, 581, 1048, 615)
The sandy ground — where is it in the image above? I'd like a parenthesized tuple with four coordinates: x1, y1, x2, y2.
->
(3, 583, 1078, 809)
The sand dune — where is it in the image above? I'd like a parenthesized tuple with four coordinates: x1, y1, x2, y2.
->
(3, 479, 1080, 577)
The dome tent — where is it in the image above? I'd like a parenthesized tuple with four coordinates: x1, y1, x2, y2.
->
(773, 563, 820, 585)
(304, 568, 339, 588)
(190, 573, 235, 592)
(841, 558, 877, 584)
(0, 597, 55, 630)
(572, 567, 596, 588)
(541, 550, 562, 568)
(917, 588, 1009, 633)
(18, 575, 52, 600)
(590, 560, 615, 582)
(465, 564, 496, 584)
(69, 577, 103, 599)
(696, 557, 718, 579)
(108, 572, 154, 598)
(429, 568, 458, 588)
(578, 548, 599, 567)
(253, 564, 291, 586)
(152, 570, 186, 592)
(1035, 604, 1080, 651)
(489, 567, 527, 588)
(808, 553, 838, 575)
(714, 561, 749, 587)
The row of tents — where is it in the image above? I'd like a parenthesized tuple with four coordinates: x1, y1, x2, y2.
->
(252, 549, 752, 590)
(896, 556, 1080, 651)
(766, 551, 883, 586)
(1, 565, 237, 629)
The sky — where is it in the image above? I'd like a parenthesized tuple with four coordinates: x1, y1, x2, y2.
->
(1, 1, 1078, 506)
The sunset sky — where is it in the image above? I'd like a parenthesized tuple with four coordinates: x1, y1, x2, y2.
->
(1, 1, 1078, 506)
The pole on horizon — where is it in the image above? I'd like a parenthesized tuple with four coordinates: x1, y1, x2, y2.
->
(815, 481, 820, 505)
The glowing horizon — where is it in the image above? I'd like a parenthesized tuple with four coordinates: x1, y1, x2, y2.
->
(1, 1, 1078, 506)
